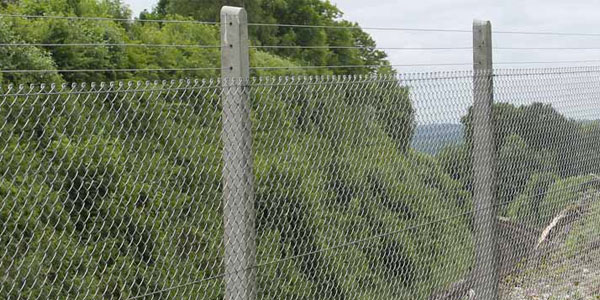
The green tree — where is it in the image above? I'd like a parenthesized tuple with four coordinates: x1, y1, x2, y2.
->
(459, 102, 597, 211)
(154, 0, 391, 74)
(437, 144, 472, 192)
(497, 134, 536, 212)
(507, 174, 592, 227)
(0, 20, 61, 84)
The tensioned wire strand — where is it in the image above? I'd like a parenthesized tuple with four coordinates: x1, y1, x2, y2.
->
(7, 43, 600, 51)
(495, 59, 600, 65)
(258, 45, 600, 50)
(495, 47, 600, 50)
(250, 63, 472, 70)
(0, 63, 473, 74)
(256, 45, 600, 51)
(248, 22, 600, 37)
(248, 22, 472, 32)
(0, 43, 221, 48)
(0, 13, 219, 25)
(0, 44, 470, 50)
(4, 60, 600, 73)
(251, 45, 471, 50)
(123, 177, 599, 300)
(0, 67, 220, 73)
(6, 14, 600, 37)
(0, 14, 467, 32)
(251, 60, 600, 70)
(494, 30, 600, 37)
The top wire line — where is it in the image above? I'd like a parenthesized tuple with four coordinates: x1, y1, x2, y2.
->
(0, 13, 219, 24)
(5, 14, 600, 36)
(3, 13, 600, 74)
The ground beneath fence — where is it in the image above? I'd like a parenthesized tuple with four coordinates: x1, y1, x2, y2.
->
(433, 196, 600, 300)
(500, 199, 600, 300)
(502, 250, 600, 300)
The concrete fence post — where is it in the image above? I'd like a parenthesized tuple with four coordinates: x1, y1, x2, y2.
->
(221, 6, 255, 300)
(472, 19, 498, 300)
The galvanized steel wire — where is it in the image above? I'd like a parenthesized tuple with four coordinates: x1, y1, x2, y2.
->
(6, 13, 600, 37)
(0, 43, 221, 48)
(0, 13, 219, 25)
(2, 67, 600, 299)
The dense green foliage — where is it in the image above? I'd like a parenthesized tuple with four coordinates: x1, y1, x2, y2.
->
(151, 0, 391, 74)
(564, 192, 600, 257)
(440, 102, 600, 225)
(0, 0, 392, 85)
(251, 79, 468, 298)
(0, 78, 470, 298)
(0, 0, 475, 299)
(506, 174, 589, 227)
(0, 0, 330, 85)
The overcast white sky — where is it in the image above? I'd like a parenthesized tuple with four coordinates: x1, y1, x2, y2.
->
(122, 0, 600, 123)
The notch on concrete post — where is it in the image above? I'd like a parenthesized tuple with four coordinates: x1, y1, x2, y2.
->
(221, 6, 254, 300)
(472, 20, 498, 300)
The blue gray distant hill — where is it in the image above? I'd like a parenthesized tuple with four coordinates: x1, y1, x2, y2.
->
(412, 123, 464, 155)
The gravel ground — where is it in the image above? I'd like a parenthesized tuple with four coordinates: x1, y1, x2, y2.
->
(502, 257, 600, 299)
(500, 209, 600, 300)
(435, 198, 600, 300)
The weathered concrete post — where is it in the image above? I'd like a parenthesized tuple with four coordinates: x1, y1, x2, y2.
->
(221, 6, 255, 300)
(472, 19, 498, 300)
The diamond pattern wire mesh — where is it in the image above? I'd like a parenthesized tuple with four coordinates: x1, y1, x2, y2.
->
(494, 67, 600, 299)
(1, 68, 600, 299)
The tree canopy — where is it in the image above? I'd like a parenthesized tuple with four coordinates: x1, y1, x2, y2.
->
(149, 0, 391, 74)
(0, 0, 393, 85)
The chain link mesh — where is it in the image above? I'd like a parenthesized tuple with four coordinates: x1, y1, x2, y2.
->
(1, 68, 599, 299)
(494, 67, 600, 300)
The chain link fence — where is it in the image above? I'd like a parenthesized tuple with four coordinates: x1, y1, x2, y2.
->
(1, 68, 600, 299)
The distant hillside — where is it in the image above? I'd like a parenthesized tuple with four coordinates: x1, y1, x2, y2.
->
(412, 123, 464, 155)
